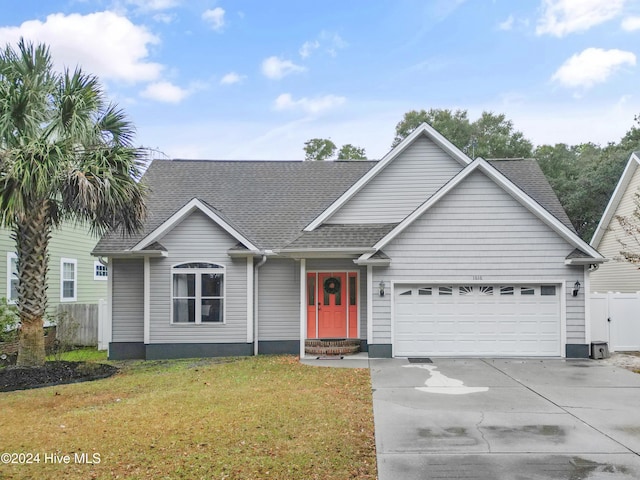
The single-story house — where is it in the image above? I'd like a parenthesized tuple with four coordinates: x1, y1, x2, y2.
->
(93, 123, 605, 360)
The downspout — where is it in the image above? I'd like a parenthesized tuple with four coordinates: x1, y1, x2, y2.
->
(254, 255, 268, 356)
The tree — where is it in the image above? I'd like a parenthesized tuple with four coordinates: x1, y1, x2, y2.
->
(0, 39, 146, 366)
(303, 138, 366, 161)
(392, 109, 533, 159)
(304, 138, 336, 161)
(392, 109, 471, 149)
(337, 144, 366, 160)
(535, 118, 640, 241)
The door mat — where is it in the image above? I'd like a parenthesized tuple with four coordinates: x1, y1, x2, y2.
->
(408, 358, 433, 363)
(316, 356, 344, 360)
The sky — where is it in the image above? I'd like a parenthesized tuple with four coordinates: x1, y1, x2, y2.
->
(1, 0, 640, 160)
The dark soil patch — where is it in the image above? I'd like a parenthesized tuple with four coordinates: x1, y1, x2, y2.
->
(0, 361, 118, 392)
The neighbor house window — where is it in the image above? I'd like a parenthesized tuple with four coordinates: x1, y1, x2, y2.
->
(172, 262, 225, 324)
(61, 258, 77, 301)
(94, 261, 108, 281)
(6, 252, 18, 304)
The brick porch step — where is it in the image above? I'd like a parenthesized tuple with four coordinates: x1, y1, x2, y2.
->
(305, 339, 360, 356)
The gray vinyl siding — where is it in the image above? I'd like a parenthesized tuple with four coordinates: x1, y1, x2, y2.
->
(591, 166, 640, 293)
(148, 210, 248, 344)
(306, 258, 367, 339)
(258, 258, 299, 341)
(372, 170, 585, 345)
(257, 258, 368, 341)
(328, 135, 463, 224)
(111, 258, 144, 342)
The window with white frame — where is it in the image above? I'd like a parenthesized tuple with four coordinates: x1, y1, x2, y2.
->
(94, 260, 108, 280)
(61, 258, 77, 301)
(6, 252, 18, 303)
(172, 262, 224, 324)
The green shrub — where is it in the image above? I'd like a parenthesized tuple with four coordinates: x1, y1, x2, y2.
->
(0, 298, 18, 343)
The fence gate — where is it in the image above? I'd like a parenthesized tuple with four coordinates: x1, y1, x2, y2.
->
(590, 293, 640, 351)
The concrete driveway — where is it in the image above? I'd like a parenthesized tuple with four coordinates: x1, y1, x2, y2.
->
(370, 358, 640, 479)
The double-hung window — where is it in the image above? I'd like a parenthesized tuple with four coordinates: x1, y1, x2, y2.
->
(6, 252, 18, 303)
(61, 258, 78, 302)
(172, 262, 225, 324)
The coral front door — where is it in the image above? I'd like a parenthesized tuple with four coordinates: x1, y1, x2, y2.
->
(307, 271, 358, 339)
(318, 273, 346, 338)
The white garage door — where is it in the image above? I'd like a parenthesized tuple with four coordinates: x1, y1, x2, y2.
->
(394, 284, 561, 357)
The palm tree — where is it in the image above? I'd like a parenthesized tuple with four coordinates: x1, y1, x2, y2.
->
(0, 39, 146, 367)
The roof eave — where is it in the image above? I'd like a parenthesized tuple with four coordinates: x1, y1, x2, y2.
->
(91, 250, 169, 258)
(275, 247, 375, 259)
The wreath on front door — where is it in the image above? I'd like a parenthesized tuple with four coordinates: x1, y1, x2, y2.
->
(323, 277, 341, 295)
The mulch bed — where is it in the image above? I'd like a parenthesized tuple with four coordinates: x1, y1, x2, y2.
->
(0, 361, 118, 392)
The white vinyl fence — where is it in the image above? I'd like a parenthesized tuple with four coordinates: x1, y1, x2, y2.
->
(590, 293, 640, 351)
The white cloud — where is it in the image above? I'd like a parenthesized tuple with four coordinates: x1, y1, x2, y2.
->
(122, 0, 180, 11)
(202, 8, 225, 32)
(621, 15, 640, 31)
(299, 40, 320, 59)
(498, 15, 514, 30)
(551, 47, 636, 89)
(274, 93, 346, 114)
(153, 13, 175, 24)
(261, 56, 306, 79)
(320, 31, 347, 57)
(220, 72, 246, 85)
(141, 81, 190, 103)
(536, 0, 626, 37)
(0, 11, 162, 83)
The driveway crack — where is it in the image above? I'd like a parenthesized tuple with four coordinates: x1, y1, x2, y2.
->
(476, 411, 491, 452)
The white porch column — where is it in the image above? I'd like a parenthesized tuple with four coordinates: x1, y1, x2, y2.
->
(247, 256, 254, 344)
(367, 264, 373, 346)
(143, 256, 150, 345)
(299, 258, 306, 359)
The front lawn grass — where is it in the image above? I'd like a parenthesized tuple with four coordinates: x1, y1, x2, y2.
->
(0, 355, 376, 479)
(46, 347, 108, 362)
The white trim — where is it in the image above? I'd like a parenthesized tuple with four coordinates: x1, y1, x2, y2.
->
(591, 152, 640, 248)
(362, 158, 604, 262)
(107, 258, 113, 356)
(6, 252, 18, 304)
(132, 198, 260, 252)
(246, 256, 254, 344)
(560, 281, 567, 358)
(299, 259, 306, 359)
(170, 261, 227, 325)
(390, 279, 567, 358)
(93, 260, 108, 281)
(584, 264, 591, 347)
(304, 123, 472, 231)
(367, 265, 373, 346)
(60, 257, 78, 302)
(144, 257, 150, 344)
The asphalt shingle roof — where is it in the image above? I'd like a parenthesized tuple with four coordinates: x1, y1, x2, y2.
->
(94, 160, 376, 253)
(285, 223, 398, 249)
(488, 159, 576, 233)
(94, 157, 577, 254)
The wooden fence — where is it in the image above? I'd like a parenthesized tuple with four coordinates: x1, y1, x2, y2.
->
(56, 303, 101, 347)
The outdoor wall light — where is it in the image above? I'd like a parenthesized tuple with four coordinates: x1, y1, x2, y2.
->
(379, 280, 386, 297)
(572, 281, 581, 297)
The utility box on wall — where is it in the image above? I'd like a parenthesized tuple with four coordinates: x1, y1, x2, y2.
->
(590, 341, 610, 360)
